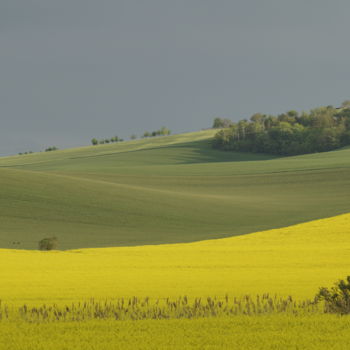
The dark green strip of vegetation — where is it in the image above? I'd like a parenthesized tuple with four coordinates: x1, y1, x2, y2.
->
(213, 100, 350, 156)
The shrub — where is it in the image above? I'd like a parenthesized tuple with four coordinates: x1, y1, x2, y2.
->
(316, 276, 350, 314)
(38, 237, 58, 251)
(45, 146, 58, 152)
(110, 136, 119, 142)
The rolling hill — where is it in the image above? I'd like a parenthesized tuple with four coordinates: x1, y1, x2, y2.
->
(1, 129, 350, 249)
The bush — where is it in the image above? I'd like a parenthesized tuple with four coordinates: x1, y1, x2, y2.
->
(45, 146, 58, 152)
(91, 138, 98, 145)
(38, 237, 58, 251)
(316, 276, 350, 314)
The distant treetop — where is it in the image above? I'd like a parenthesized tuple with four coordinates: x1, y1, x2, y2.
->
(45, 146, 58, 152)
(142, 127, 171, 138)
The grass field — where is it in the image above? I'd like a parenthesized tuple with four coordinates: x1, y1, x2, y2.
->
(1, 130, 350, 249)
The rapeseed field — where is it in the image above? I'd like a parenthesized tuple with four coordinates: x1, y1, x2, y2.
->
(1, 214, 350, 349)
(1, 213, 350, 305)
(2, 315, 350, 350)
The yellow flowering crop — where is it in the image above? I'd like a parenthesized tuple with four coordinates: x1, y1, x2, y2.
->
(1, 213, 350, 305)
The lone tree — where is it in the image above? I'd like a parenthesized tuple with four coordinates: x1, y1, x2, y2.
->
(91, 138, 98, 145)
(38, 237, 58, 251)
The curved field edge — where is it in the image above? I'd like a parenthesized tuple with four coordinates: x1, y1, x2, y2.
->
(1, 213, 350, 304)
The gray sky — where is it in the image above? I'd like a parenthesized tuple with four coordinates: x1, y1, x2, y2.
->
(1, 0, 350, 156)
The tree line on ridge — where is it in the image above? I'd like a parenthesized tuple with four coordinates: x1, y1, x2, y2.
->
(213, 100, 350, 156)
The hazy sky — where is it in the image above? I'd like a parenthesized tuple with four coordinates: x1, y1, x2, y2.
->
(1, 0, 350, 155)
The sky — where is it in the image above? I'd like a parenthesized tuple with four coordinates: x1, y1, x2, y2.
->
(1, 0, 350, 156)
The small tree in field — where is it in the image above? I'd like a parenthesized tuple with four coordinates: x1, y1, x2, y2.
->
(159, 126, 171, 136)
(38, 237, 58, 251)
(91, 138, 98, 145)
(45, 146, 58, 152)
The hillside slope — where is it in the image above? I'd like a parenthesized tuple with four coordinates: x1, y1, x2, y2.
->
(1, 130, 350, 249)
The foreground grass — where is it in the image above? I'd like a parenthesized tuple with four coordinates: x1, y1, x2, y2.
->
(1, 214, 350, 304)
(1, 315, 349, 350)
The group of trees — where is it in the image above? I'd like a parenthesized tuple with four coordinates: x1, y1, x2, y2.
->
(143, 127, 171, 138)
(91, 127, 171, 145)
(91, 136, 124, 146)
(45, 146, 58, 152)
(213, 101, 350, 156)
(19, 146, 58, 155)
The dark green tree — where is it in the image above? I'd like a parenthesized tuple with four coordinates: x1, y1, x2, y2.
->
(38, 237, 58, 251)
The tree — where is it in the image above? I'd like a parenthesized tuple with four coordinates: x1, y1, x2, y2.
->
(250, 113, 264, 124)
(212, 117, 233, 128)
(213, 103, 350, 156)
(91, 138, 98, 146)
(143, 132, 151, 138)
(159, 127, 171, 136)
(341, 100, 350, 109)
(38, 237, 58, 251)
(130, 134, 137, 140)
(45, 146, 58, 152)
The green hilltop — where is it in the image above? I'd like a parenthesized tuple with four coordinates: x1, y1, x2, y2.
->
(1, 129, 350, 249)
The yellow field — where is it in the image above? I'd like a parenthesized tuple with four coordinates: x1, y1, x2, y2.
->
(1, 213, 350, 305)
(2, 315, 350, 350)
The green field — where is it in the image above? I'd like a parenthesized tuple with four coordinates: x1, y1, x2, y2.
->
(1, 129, 350, 249)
